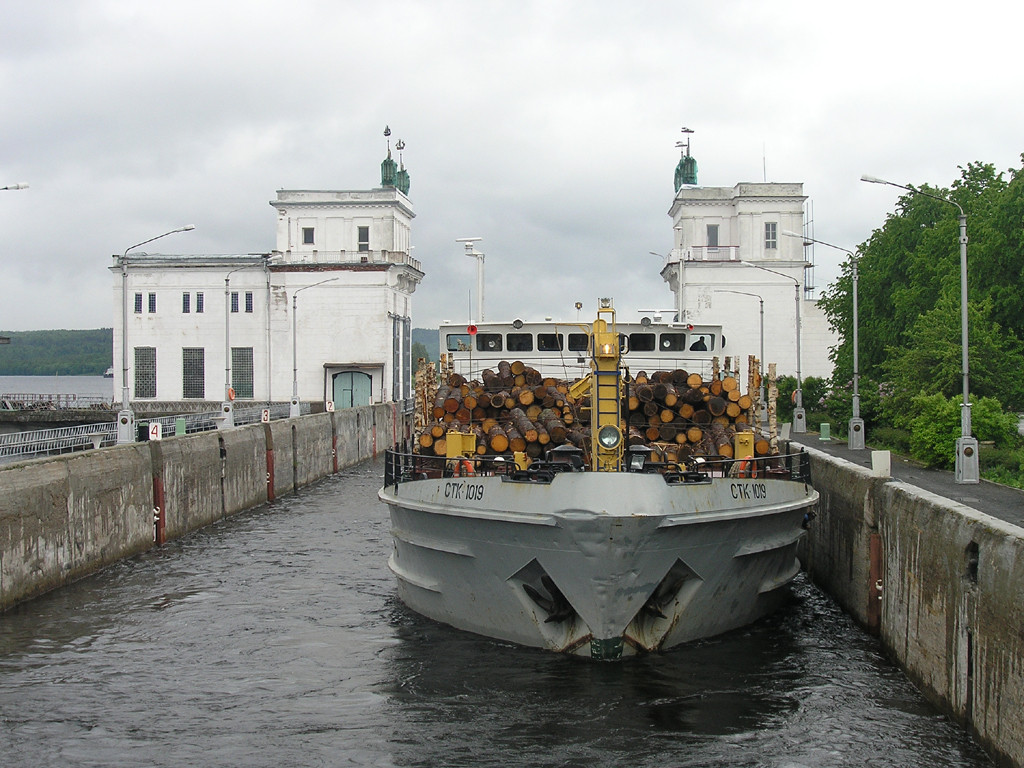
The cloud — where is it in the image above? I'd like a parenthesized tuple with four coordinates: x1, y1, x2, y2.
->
(1, 0, 1022, 332)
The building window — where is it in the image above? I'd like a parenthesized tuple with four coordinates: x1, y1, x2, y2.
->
(134, 293, 143, 314)
(231, 347, 254, 399)
(196, 292, 204, 313)
(358, 226, 370, 252)
(148, 293, 157, 313)
(765, 222, 778, 250)
(302, 227, 315, 245)
(706, 224, 719, 250)
(182, 292, 191, 313)
(134, 347, 156, 398)
(182, 347, 205, 399)
(245, 291, 254, 313)
(230, 291, 239, 313)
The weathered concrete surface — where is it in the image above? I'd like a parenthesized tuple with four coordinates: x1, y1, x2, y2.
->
(801, 446, 1024, 768)
(0, 444, 153, 610)
(1, 403, 407, 612)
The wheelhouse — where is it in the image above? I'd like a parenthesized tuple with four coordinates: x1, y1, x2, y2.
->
(439, 317, 727, 380)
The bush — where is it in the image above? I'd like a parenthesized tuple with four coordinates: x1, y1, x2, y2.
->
(870, 426, 911, 454)
(907, 393, 1019, 468)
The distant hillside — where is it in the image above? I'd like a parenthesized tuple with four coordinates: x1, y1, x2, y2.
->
(0, 329, 112, 375)
(412, 327, 440, 363)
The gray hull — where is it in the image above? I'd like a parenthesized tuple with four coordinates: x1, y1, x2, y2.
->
(379, 472, 817, 659)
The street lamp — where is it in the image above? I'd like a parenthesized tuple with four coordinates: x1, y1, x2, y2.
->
(715, 289, 766, 429)
(116, 224, 195, 443)
(740, 261, 805, 433)
(221, 256, 272, 429)
(290, 277, 338, 418)
(861, 174, 978, 483)
(1, 184, 27, 343)
(456, 237, 485, 323)
(783, 230, 864, 449)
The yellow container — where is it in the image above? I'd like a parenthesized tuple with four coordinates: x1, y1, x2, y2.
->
(733, 432, 754, 460)
(445, 431, 477, 458)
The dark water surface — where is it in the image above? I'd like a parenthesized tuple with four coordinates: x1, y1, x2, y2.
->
(0, 459, 993, 767)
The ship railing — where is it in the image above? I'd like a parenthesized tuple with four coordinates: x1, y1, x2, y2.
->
(383, 446, 813, 487)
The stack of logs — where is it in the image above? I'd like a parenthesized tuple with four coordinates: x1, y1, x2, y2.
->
(415, 359, 773, 462)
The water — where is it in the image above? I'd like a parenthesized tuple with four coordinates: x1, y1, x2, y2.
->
(0, 375, 112, 399)
(0, 459, 994, 767)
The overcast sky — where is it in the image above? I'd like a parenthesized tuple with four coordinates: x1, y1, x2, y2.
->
(2, 0, 1022, 332)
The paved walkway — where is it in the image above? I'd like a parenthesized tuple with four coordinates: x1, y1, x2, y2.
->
(792, 433, 1024, 531)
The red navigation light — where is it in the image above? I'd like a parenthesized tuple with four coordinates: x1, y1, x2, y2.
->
(467, 325, 478, 335)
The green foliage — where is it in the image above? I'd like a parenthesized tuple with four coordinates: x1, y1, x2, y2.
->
(907, 393, 1018, 468)
(411, 341, 430, 364)
(775, 375, 827, 422)
(0, 329, 112, 375)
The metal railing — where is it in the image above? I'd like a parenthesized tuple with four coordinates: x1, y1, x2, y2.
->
(1, 393, 115, 410)
(0, 422, 118, 460)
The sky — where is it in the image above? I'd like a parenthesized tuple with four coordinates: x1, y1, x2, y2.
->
(2, 0, 1022, 332)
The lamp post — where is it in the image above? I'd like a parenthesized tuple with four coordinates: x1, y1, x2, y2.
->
(1, 184, 27, 344)
(116, 224, 195, 443)
(861, 175, 978, 483)
(716, 289, 766, 428)
(221, 258, 271, 429)
(783, 231, 864, 449)
(741, 261, 805, 433)
(456, 237, 485, 323)
(290, 277, 338, 417)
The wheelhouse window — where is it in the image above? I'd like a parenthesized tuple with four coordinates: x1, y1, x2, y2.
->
(659, 333, 687, 351)
(302, 227, 315, 245)
(628, 333, 656, 352)
(765, 222, 778, 250)
(506, 333, 533, 352)
(476, 333, 502, 352)
(567, 333, 589, 352)
(446, 333, 471, 351)
(537, 333, 564, 351)
(688, 333, 714, 352)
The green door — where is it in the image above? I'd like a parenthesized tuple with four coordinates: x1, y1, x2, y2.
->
(332, 371, 372, 409)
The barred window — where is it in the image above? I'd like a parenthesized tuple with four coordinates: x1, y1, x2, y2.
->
(182, 292, 191, 313)
(245, 291, 254, 313)
(231, 347, 254, 399)
(148, 293, 157, 313)
(231, 291, 239, 313)
(134, 293, 143, 314)
(196, 292, 204, 313)
(765, 222, 778, 250)
(182, 347, 205, 399)
(134, 347, 156, 398)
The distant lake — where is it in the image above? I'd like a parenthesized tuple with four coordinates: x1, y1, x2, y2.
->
(0, 375, 113, 400)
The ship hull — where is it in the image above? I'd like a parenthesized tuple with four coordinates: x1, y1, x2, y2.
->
(379, 471, 817, 659)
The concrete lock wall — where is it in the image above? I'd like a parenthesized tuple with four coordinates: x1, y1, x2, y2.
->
(801, 447, 1024, 767)
(0, 403, 405, 611)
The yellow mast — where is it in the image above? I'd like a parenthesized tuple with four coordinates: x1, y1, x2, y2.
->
(589, 299, 624, 472)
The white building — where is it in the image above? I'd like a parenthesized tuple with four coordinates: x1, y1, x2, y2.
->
(111, 141, 422, 412)
(659, 148, 836, 383)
